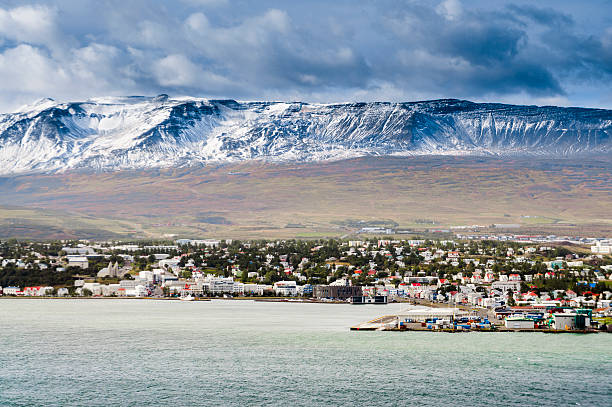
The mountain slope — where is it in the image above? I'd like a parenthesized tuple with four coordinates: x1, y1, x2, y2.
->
(0, 96, 611, 175)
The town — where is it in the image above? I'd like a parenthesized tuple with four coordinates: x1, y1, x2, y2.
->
(1, 236, 611, 332)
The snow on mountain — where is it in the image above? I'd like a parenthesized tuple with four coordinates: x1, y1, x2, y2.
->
(0, 96, 610, 175)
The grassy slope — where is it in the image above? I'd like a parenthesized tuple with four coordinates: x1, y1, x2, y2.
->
(0, 156, 610, 239)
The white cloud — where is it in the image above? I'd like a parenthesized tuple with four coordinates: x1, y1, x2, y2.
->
(0, 45, 67, 93)
(185, 12, 209, 32)
(153, 54, 201, 87)
(436, 0, 463, 21)
(0, 5, 58, 46)
(153, 54, 231, 91)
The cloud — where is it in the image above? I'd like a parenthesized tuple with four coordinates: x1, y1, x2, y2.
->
(0, 1, 611, 111)
(180, 0, 229, 7)
(436, 0, 463, 21)
(152, 54, 232, 91)
(0, 45, 67, 93)
(0, 5, 58, 45)
(506, 4, 573, 27)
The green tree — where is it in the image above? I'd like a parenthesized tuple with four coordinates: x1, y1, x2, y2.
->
(507, 288, 516, 306)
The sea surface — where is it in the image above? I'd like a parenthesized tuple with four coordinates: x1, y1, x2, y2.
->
(0, 299, 610, 406)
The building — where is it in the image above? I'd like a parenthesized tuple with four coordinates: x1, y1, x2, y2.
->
(504, 316, 534, 329)
(158, 258, 181, 273)
(97, 261, 121, 278)
(552, 312, 591, 330)
(273, 281, 298, 296)
(314, 285, 362, 300)
(297, 284, 313, 296)
(351, 295, 388, 304)
(491, 281, 521, 293)
(244, 284, 272, 296)
(204, 277, 235, 295)
(591, 240, 612, 254)
(57, 287, 70, 296)
(175, 239, 221, 247)
(67, 255, 89, 269)
(23, 286, 53, 296)
(62, 246, 95, 255)
(552, 313, 576, 330)
(2, 286, 21, 295)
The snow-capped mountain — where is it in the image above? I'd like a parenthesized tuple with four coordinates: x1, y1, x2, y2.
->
(0, 95, 610, 175)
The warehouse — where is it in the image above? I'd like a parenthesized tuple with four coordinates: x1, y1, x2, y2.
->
(504, 316, 535, 329)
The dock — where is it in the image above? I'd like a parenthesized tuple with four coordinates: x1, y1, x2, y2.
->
(350, 315, 398, 330)
(350, 307, 607, 333)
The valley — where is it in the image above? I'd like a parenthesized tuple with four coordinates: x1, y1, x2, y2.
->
(0, 156, 609, 239)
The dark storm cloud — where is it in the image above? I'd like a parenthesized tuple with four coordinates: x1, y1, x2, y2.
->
(0, 0, 610, 111)
(384, 2, 565, 97)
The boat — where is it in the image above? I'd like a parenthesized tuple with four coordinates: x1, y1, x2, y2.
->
(180, 294, 195, 301)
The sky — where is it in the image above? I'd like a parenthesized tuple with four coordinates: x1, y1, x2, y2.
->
(0, 0, 611, 112)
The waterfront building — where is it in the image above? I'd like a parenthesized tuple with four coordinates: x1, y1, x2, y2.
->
(314, 285, 362, 300)
(273, 281, 298, 296)
(504, 316, 535, 329)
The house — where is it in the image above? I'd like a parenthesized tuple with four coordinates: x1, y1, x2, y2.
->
(491, 281, 521, 293)
(23, 286, 53, 296)
(565, 290, 577, 299)
(447, 251, 460, 259)
(57, 287, 70, 296)
(2, 286, 21, 295)
(297, 284, 313, 296)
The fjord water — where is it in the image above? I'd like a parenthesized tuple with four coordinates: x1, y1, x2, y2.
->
(1, 300, 610, 406)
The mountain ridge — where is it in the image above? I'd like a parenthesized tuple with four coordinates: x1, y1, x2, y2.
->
(1, 96, 611, 175)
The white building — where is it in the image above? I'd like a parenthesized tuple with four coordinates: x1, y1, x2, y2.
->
(2, 286, 20, 295)
(243, 284, 272, 295)
(491, 281, 521, 293)
(591, 240, 612, 254)
(273, 281, 298, 296)
(67, 255, 89, 269)
(205, 277, 235, 295)
(504, 317, 534, 329)
(158, 258, 181, 273)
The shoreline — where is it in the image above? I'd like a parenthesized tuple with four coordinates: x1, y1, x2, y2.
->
(0, 296, 393, 304)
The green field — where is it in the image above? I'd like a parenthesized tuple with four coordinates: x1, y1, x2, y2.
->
(0, 156, 610, 239)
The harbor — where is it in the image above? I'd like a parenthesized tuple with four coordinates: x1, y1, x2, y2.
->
(351, 306, 611, 333)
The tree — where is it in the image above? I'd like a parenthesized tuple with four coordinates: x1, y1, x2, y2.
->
(507, 288, 516, 306)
